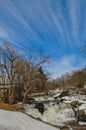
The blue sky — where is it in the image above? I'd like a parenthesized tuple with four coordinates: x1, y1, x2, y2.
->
(0, 0, 86, 78)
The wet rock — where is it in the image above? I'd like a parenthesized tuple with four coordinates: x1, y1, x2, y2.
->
(34, 103, 44, 114)
(27, 97, 35, 104)
(59, 90, 69, 98)
(78, 110, 86, 122)
(71, 101, 82, 108)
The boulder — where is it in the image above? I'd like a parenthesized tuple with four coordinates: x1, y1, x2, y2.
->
(78, 110, 86, 122)
(71, 101, 82, 108)
(59, 90, 69, 98)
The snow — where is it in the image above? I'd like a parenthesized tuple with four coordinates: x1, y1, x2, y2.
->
(0, 109, 59, 130)
(34, 96, 54, 101)
(79, 104, 86, 110)
(79, 122, 86, 125)
(62, 94, 86, 104)
(79, 103, 86, 115)
(54, 93, 60, 98)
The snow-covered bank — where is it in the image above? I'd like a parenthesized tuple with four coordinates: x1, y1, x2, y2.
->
(0, 109, 59, 130)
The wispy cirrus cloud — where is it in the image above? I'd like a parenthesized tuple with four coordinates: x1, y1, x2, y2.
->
(0, 0, 85, 48)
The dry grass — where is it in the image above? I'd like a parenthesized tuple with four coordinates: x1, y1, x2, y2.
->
(0, 99, 17, 111)
(60, 126, 69, 130)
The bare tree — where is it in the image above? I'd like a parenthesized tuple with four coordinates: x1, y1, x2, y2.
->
(22, 49, 49, 104)
(0, 43, 49, 104)
(0, 42, 19, 104)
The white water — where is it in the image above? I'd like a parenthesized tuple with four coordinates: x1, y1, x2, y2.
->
(25, 102, 76, 126)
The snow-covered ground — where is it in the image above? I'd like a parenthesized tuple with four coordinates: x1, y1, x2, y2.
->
(0, 109, 59, 130)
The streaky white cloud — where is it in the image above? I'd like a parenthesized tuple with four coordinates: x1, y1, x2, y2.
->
(66, 0, 83, 46)
(6, 1, 32, 32)
(0, 0, 85, 50)
(0, 0, 43, 45)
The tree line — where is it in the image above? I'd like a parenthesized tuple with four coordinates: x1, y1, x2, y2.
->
(55, 67, 86, 89)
